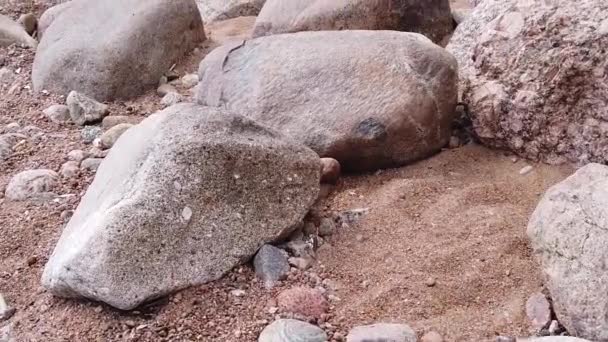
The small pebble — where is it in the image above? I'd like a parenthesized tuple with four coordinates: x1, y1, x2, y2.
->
(425, 277, 436, 287)
(519, 165, 534, 175)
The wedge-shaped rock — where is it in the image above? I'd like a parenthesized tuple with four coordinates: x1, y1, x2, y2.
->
(32, 0, 205, 101)
(253, 0, 453, 43)
(197, 31, 457, 172)
(42, 103, 320, 310)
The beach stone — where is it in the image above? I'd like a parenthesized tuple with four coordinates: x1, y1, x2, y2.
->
(526, 293, 551, 330)
(320, 158, 340, 184)
(80, 158, 103, 172)
(521, 338, 592, 342)
(317, 218, 335, 237)
(197, 0, 266, 23)
(197, 30, 457, 172)
(259, 319, 327, 342)
(60, 161, 80, 178)
(32, 0, 205, 101)
(101, 116, 142, 129)
(180, 73, 199, 88)
(99, 123, 133, 149)
(254, 0, 453, 43)
(161, 92, 183, 107)
(254, 245, 290, 289)
(346, 323, 417, 342)
(80, 126, 102, 144)
(277, 287, 328, 320)
(42, 103, 320, 310)
(67, 150, 88, 163)
(67, 91, 109, 126)
(157, 83, 178, 97)
(43, 104, 70, 124)
(18, 13, 37, 35)
(5, 169, 58, 201)
(528, 163, 608, 340)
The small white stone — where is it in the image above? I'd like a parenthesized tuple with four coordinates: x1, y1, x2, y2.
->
(182, 206, 192, 221)
(519, 165, 534, 175)
(230, 289, 246, 297)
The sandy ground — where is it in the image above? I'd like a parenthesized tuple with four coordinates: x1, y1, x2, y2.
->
(0, 1, 575, 341)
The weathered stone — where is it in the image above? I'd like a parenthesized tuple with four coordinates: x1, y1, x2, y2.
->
(43, 104, 70, 124)
(528, 163, 608, 340)
(197, 0, 266, 23)
(0, 14, 37, 48)
(317, 218, 335, 237)
(277, 287, 328, 320)
(38, 2, 72, 38)
(254, 244, 290, 289)
(157, 83, 178, 97)
(447, 0, 608, 165)
(526, 293, 551, 330)
(67, 91, 109, 126)
(80, 126, 102, 144)
(520, 338, 592, 342)
(101, 116, 142, 129)
(5, 169, 58, 201)
(161, 92, 183, 107)
(67, 149, 88, 163)
(346, 323, 417, 342)
(80, 158, 103, 172)
(320, 158, 340, 184)
(254, 0, 453, 43)
(99, 123, 133, 149)
(18, 13, 37, 35)
(60, 161, 80, 178)
(180, 73, 199, 88)
(32, 0, 205, 101)
(259, 319, 327, 342)
(288, 256, 314, 270)
(197, 31, 457, 172)
(42, 103, 320, 310)
(452, 8, 471, 25)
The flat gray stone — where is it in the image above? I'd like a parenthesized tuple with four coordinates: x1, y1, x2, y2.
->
(254, 244, 290, 289)
(259, 319, 327, 342)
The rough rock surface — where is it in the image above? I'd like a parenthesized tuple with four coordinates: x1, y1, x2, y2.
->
(197, 0, 266, 23)
(0, 13, 37, 48)
(32, 0, 205, 101)
(346, 323, 417, 342)
(5, 169, 58, 201)
(447, 0, 608, 165)
(253, 244, 290, 289)
(67, 91, 109, 126)
(258, 319, 327, 342)
(277, 287, 328, 320)
(42, 103, 320, 310)
(528, 163, 608, 340)
(197, 31, 457, 172)
(253, 0, 453, 43)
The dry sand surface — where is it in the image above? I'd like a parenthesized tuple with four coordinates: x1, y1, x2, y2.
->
(0, 0, 576, 341)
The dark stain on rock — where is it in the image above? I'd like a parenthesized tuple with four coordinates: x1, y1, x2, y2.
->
(355, 118, 388, 142)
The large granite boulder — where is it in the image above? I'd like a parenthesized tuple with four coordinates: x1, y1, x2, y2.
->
(42, 103, 320, 310)
(196, 31, 458, 172)
(197, 0, 266, 23)
(32, 0, 205, 101)
(528, 163, 608, 341)
(253, 0, 453, 43)
(447, 0, 608, 165)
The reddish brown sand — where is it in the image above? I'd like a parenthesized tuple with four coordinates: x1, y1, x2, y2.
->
(1, 1, 574, 341)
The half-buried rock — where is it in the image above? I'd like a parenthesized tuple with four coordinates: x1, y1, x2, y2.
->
(197, 31, 457, 172)
(42, 103, 320, 310)
(32, 0, 205, 101)
(528, 163, 608, 341)
(253, 0, 453, 43)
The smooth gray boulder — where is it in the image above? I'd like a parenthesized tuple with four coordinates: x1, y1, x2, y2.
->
(42, 103, 320, 310)
(447, 0, 608, 165)
(197, 0, 266, 23)
(32, 0, 205, 101)
(197, 31, 457, 172)
(253, 0, 453, 43)
(38, 1, 72, 38)
(528, 163, 608, 341)
(259, 319, 327, 342)
(0, 14, 37, 48)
